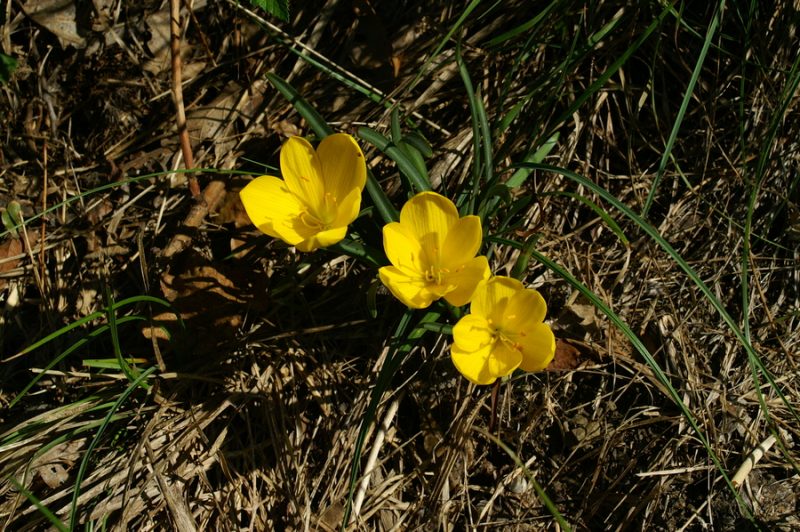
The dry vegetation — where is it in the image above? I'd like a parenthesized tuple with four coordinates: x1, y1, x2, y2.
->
(1, 0, 799, 530)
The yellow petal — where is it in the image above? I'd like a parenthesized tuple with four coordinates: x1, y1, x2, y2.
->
(441, 215, 482, 269)
(239, 175, 307, 245)
(280, 136, 325, 215)
(470, 276, 524, 321)
(317, 133, 367, 202)
(451, 343, 500, 385)
(452, 314, 493, 352)
(516, 323, 556, 372)
(488, 342, 523, 378)
(399, 192, 458, 265)
(442, 256, 491, 307)
(378, 266, 435, 309)
(383, 222, 425, 274)
(332, 187, 363, 228)
(501, 288, 548, 332)
(295, 225, 348, 252)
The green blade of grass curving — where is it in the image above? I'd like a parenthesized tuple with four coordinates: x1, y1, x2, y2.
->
(523, 163, 800, 427)
(477, 428, 571, 530)
(504, 132, 559, 190)
(68, 366, 157, 531)
(265, 72, 398, 223)
(642, 0, 727, 217)
(343, 309, 441, 528)
(484, 0, 559, 48)
(406, 0, 484, 93)
(103, 284, 143, 386)
(456, 38, 493, 215)
(265, 72, 333, 137)
(542, 1, 674, 143)
(7, 476, 68, 532)
(9, 316, 147, 408)
(739, 42, 800, 472)
(541, 191, 629, 245)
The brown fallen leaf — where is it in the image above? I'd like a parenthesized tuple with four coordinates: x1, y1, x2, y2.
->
(546, 338, 596, 371)
(33, 440, 84, 489)
(143, 252, 267, 356)
(0, 229, 40, 291)
(22, 0, 86, 48)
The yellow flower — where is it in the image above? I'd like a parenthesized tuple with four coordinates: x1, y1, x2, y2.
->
(239, 134, 367, 252)
(451, 276, 555, 385)
(379, 191, 490, 308)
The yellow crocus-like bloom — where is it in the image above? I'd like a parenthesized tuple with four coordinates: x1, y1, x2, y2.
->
(451, 276, 555, 385)
(239, 134, 366, 252)
(379, 191, 490, 309)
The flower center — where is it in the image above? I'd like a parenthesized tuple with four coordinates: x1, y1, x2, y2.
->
(424, 265, 449, 285)
(302, 192, 338, 230)
(487, 319, 523, 352)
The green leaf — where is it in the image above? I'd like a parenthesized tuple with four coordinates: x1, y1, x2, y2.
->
(7, 477, 68, 532)
(247, 0, 289, 22)
(358, 126, 432, 194)
(0, 53, 17, 84)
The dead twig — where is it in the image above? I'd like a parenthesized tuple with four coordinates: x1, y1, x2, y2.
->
(169, 0, 200, 198)
(161, 180, 226, 259)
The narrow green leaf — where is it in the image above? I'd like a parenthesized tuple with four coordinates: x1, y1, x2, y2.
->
(485, 1, 559, 47)
(543, 2, 673, 142)
(358, 127, 432, 194)
(0, 52, 17, 84)
(493, 237, 753, 519)
(505, 132, 559, 189)
(103, 285, 142, 386)
(478, 428, 571, 530)
(402, 132, 433, 159)
(82, 358, 149, 370)
(541, 191, 629, 245)
(69, 367, 157, 531)
(407, 0, 483, 92)
(8, 316, 149, 409)
(524, 162, 800, 429)
(343, 310, 441, 527)
(7, 477, 68, 532)
(265, 72, 333, 137)
(510, 235, 541, 280)
(390, 107, 403, 145)
(455, 39, 483, 214)
(643, 0, 726, 216)
(247, 0, 289, 22)
(14, 296, 177, 358)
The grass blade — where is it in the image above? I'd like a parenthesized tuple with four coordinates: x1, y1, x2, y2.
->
(524, 162, 800, 427)
(9, 316, 146, 408)
(68, 367, 157, 531)
(478, 428, 571, 531)
(455, 38, 486, 214)
(358, 126, 432, 194)
(7, 476, 68, 532)
(642, 1, 726, 217)
(266, 72, 333, 138)
(343, 309, 441, 527)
